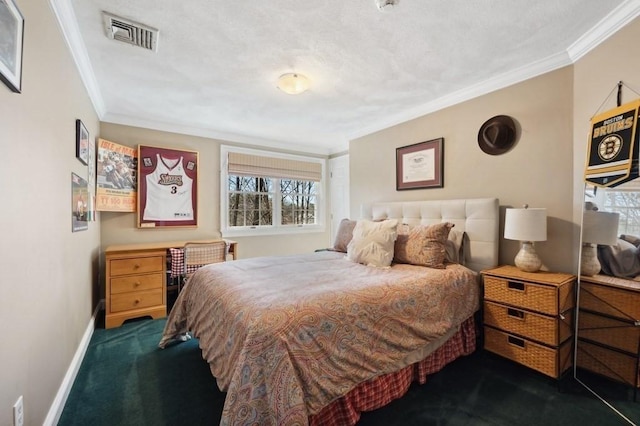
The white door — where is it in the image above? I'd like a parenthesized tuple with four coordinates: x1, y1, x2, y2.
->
(329, 155, 350, 242)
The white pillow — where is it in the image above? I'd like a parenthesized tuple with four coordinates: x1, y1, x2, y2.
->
(346, 219, 399, 267)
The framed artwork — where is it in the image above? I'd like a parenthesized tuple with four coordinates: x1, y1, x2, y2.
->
(0, 0, 24, 93)
(76, 119, 89, 165)
(95, 138, 137, 212)
(137, 145, 198, 228)
(396, 138, 444, 190)
(71, 172, 89, 232)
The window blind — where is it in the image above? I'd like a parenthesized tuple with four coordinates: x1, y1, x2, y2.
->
(228, 152, 322, 182)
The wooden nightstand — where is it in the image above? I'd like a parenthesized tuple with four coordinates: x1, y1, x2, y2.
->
(481, 265, 576, 379)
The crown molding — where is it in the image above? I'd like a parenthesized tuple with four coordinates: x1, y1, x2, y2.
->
(568, 0, 640, 62)
(348, 50, 573, 141)
(49, 0, 105, 118)
(101, 112, 337, 156)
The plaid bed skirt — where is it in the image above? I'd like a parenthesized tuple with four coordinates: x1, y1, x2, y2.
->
(309, 316, 476, 426)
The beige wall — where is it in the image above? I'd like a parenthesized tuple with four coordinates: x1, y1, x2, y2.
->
(351, 67, 576, 273)
(0, 0, 101, 424)
(99, 123, 331, 259)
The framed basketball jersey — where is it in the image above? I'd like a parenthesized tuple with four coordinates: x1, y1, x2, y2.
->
(137, 145, 199, 228)
(584, 99, 640, 188)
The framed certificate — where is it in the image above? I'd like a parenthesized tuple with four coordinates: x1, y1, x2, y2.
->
(396, 138, 444, 190)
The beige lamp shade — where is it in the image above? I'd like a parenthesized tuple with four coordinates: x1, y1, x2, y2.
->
(504, 207, 547, 242)
(582, 210, 620, 245)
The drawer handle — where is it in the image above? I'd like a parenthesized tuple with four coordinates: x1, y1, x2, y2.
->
(507, 281, 525, 292)
(134, 299, 140, 305)
(133, 264, 140, 269)
(507, 308, 525, 320)
(134, 281, 141, 287)
(508, 335, 525, 348)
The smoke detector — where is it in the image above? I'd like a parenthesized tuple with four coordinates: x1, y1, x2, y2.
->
(102, 12, 159, 52)
(375, 0, 399, 11)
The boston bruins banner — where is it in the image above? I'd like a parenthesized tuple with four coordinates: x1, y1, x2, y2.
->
(585, 99, 640, 188)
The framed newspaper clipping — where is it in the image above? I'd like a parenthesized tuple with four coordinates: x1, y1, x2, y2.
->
(137, 145, 198, 228)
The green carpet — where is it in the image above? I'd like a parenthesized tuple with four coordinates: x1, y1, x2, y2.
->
(58, 317, 639, 425)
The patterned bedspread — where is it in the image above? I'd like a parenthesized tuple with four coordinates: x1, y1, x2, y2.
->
(159, 251, 480, 426)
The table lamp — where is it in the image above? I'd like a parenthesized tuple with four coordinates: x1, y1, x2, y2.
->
(581, 210, 620, 276)
(504, 205, 547, 272)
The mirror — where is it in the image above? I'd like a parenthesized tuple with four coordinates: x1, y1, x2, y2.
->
(575, 182, 640, 424)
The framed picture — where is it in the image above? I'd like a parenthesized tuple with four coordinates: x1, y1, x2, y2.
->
(76, 119, 89, 165)
(396, 138, 444, 190)
(0, 0, 24, 93)
(96, 138, 137, 212)
(71, 172, 89, 232)
(137, 145, 198, 228)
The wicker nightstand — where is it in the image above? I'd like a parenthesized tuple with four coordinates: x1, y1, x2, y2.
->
(481, 265, 576, 379)
(577, 274, 640, 395)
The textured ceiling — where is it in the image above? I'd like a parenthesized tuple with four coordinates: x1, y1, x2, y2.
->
(57, 0, 639, 154)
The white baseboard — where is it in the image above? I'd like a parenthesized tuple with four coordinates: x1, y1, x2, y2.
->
(43, 299, 105, 426)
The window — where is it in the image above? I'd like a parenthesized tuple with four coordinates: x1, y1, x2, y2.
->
(602, 189, 640, 236)
(221, 146, 325, 236)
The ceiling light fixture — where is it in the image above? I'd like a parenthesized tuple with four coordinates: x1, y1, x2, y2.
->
(277, 73, 310, 95)
(375, 0, 399, 11)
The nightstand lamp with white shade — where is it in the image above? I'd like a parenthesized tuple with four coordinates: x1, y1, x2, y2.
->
(580, 210, 620, 276)
(504, 205, 547, 272)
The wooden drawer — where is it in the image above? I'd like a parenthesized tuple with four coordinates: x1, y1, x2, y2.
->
(111, 273, 164, 295)
(484, 326, 572, 379)
(109, 256, 164, 276)
(578, 310, 640, 354)
(484, 276, 572, 316)
(110, 288, 164, 313)
(484, 301, 572, 346)
(577, 340, 639, 388)
(580, 281, 640, 322)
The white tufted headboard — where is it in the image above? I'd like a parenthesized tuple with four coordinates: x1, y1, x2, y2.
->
(360, 198, 499, 273)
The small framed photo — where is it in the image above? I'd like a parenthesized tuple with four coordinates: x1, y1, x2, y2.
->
(76, 119, 89, 165)
(0, 0, 24, 93)
(72, 172, 89, 232)
(396, 138, 444, 190)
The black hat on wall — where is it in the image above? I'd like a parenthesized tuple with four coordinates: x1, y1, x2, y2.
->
(478, 115, 518, 155)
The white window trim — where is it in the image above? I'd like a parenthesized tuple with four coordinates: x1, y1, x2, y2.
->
(220, 145, 326, 237)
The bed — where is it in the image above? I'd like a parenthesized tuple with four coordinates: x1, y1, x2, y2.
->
(159, 197, 499, 425)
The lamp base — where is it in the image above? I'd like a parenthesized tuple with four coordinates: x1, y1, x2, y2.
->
(580, 243, 601, 276)
(514, 241, 542, 272)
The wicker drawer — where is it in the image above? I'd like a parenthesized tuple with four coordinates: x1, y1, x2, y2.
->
(577, 340, 640, 388)
(578, 310, 640, 354)
(109, 256, 164, 276)
(110, 288, 164, 313)
(484, 326, 572, 378)
(484, 276, 570, 316)
(484, 301, 572, 346)
(580, 281, 640, 322)
(111, 273, 164, 295)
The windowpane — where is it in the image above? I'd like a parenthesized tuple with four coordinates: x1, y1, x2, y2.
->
(603, 190, 640, 236)
(223, 149, 323, 233)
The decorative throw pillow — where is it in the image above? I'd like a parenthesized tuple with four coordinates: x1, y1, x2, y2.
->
(333, 218, 357, 252)
(445, 229, 467, 264)
(393, 222, 454, 268)
(346, 219, 399, 267)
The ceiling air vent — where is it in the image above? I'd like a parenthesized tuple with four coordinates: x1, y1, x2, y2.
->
(102, 12, 159, 52)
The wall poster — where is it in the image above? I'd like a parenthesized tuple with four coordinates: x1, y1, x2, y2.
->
(71, 172, 88, 232)
(137, 145, 198, 228)
(96, 138, 137, 212)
